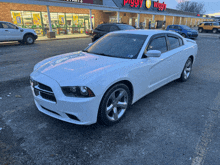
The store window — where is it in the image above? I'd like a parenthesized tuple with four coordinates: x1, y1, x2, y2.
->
(109, 17, 121, 23)
(32, 12, 42, 36)
(22, 11, 33, 29)
(11, 11, 23, 27)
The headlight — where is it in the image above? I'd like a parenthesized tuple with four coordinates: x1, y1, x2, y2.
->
(187, 32, 192, 35)
(61, 86, 95, 97)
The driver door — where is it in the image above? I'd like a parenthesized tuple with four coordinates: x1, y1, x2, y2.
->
(1, 22, 22, 41)
(145, 34, 173, 89)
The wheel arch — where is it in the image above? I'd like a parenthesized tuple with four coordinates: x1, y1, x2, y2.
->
(189, 55, 194, 63)
(23, 33, 34, 40)
(99, 80, 134, 108)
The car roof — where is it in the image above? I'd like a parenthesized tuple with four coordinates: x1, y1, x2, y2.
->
(112, 29, 180, 36)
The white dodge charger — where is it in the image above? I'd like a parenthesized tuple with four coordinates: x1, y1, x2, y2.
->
(30, 30, 198, 126)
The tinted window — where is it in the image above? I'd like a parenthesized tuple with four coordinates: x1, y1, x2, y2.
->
(86, 33, 147, 59)
(101, 25, 111, 32)
(110, 26, 119, 31)
(0, 23, 3, 28)
(204, 23, 210, 26)
(168, 37, 180, 50)
(174, 26, 179, 29)
(147, 37, 167, 53)
(168, 25, 174, 29)
(179, 37, 184, 46)
(117, 24, 135, 30)
(2, 23, 17, 29)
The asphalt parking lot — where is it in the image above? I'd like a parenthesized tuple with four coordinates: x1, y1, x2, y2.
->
(0, 33, 220, 165)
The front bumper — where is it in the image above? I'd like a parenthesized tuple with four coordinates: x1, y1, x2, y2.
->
(34, 35, 38, 40)
(30, 72, 100, 125)
(187, 33, 198, 38)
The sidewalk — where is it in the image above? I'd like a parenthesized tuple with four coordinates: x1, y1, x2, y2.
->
(37, 33, 91, 41)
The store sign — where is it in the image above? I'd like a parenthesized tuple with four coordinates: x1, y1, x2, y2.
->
(153, 1, 166, 11)
(123, 0, 166, 11)
(11, 12, 22, 24)
(123, 0, 144, 8)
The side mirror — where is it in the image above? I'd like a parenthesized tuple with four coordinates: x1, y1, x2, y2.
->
(144, 50, 161, 57)
(88, 43, 93, 46)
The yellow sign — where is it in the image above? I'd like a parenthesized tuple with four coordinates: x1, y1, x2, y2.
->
(59, 15, 65, 24)
(146, 0, 151, 9)
(33, 13, 41, 25)
(73, 15, 78, 25)
(11, 12, 22, 24)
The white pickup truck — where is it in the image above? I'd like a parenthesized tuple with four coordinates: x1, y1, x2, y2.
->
(0, 21, 38, 44)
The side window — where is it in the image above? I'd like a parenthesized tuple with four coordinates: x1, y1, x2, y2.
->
(0, 23, 3, 28)
(110, 26, 119, 31)
(204, 23, 210, 26)
(169, 25, 174, 29)
(2, 23, 17, 29)
(174, 26, 178, 29)
(147, 36, 167, 53)
(101, 25, 111, 32)
(168, 36, 180, 50)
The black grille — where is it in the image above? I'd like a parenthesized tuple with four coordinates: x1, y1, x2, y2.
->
(31, 79, 56, 103)
(38, 83, 53, 92)
(66, 113, 80, 121)
(40, 92, 56, 102)
(41, 106, 60, 116)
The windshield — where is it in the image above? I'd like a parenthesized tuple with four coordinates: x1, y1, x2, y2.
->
(181, 25, 192, 30)
(85, 33, 147, 59)
(117, 24, 135, 30)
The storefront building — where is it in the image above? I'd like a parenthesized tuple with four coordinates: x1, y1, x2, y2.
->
(0, 0, 214, 37)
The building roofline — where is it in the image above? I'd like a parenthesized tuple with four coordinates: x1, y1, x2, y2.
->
(0, 0, 213, 19)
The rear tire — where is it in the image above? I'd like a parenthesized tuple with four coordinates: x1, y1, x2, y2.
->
(24, 35, 35, 45)
(213, 29, 218, 34)
(179, 58, 193, 82)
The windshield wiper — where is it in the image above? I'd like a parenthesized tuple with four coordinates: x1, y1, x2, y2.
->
(90, 52, 112, 57)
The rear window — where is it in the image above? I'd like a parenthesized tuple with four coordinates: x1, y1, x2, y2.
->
(117, 24, 135, 30)
(168, 36, 180, 50)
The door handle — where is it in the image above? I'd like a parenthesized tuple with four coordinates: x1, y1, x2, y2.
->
(5, 30, 8, 31)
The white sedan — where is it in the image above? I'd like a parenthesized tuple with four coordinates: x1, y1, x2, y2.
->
(30, 30, 198, 126)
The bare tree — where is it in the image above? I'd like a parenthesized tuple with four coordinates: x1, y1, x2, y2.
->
(176, 1, 206, 14)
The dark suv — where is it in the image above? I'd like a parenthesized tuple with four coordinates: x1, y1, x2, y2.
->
(91, 23, 135, 42)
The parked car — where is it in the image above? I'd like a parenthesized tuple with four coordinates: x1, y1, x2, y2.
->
(166, 25, 198, 39)
(198, 22, 220, 33)
(30, 30, 197, 126)
(0, 21, 38, 44)
(91, 23, 135, 42)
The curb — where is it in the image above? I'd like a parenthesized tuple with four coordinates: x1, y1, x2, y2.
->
(36, 35, 91, 42)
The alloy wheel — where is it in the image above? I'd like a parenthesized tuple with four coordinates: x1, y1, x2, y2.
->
(27, 37, 34, 44)
(183, 59, 192, 80)
(105, 88, 128, 121)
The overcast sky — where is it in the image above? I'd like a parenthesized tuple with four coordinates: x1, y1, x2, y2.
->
(165, 0, 220, 15)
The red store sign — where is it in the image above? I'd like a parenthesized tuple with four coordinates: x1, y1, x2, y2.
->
(123, 0, 166, 11)
(154, 1, 166, 11)
(123, 0, 144, 8)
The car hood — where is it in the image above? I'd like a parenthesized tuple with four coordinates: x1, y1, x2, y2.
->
(34, 51, 128, 85)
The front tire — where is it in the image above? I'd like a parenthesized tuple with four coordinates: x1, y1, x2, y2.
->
(179, 58, 193, 82)
(181, 33, 186, 38)
(24, 35, 35, 44)
(198, 28, 203, 33)
(98, 83, 131, 126)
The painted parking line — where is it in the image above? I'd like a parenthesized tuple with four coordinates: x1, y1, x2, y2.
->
(191, 92, 220, 165)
